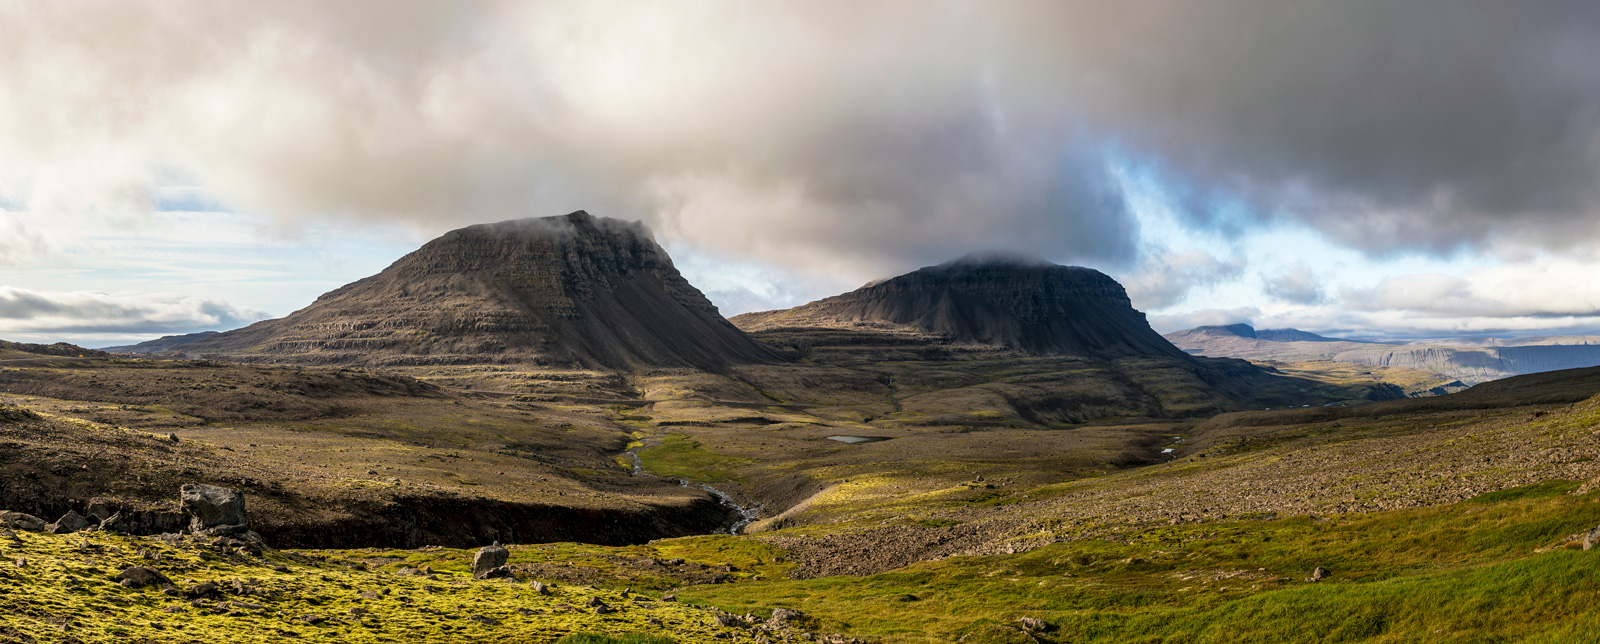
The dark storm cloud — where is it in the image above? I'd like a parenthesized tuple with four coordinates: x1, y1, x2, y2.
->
(2, 1, 1597, 282)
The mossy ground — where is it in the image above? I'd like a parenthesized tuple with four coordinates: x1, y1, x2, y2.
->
(681, 481, 1600, 642)
(0, 531, 751, 643)
(5, 482, 1596, 643)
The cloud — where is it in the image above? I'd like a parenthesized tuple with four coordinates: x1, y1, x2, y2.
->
(0, 214, 49, 267)
(1261, 264, 1325, 305)
(7, 1, 1595, 288)
(0, 287, 268, 336)
(1118, 251, 1246, 311)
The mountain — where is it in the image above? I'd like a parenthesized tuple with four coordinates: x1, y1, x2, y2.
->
(103, 331, 218, 354)
(0, 340, 109, 360)
(1171, 323, 1355, 344)
(140, 211, 777, 370)
(732, 253, 1190, 360)
(1165, 323, 1600, 386)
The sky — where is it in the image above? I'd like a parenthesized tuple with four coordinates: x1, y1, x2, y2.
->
(4, 1, 1600, 347)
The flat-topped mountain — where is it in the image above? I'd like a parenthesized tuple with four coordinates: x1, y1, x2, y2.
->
(1168, 323, 1361, 345)
(135, 211, 776, 370)
(733, 253, 1191, 359)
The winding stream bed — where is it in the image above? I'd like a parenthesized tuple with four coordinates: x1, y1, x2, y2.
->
(625, 439, 761, 535)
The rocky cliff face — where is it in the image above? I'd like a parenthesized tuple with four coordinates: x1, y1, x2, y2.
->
(171, 211, 776, 370)
(734, 254, 1191, 360)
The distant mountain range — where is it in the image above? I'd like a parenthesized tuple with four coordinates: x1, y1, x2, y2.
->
(1165, 323, 1600, 385)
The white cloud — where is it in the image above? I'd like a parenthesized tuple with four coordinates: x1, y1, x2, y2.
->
(1117, 250, 1247, 311)
(0, 286, 267, 341)
(1261, 264, 1325, 305)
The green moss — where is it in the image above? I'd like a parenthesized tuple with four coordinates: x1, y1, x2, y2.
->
(0, 532, 752, 643)
(558, 634, 678, 644)
(679, 483, 1600, 642)
(635, 434, 748, 483)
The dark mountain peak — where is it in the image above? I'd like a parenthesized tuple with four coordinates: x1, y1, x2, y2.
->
(734, 254, 1186, 359)
(150, 210, 775, 370)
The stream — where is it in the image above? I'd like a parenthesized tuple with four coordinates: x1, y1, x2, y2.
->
(625, 438, 761, 535)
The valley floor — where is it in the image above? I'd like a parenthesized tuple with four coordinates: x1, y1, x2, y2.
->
(2, 357, 1600, 642)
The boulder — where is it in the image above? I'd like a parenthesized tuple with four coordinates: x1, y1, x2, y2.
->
(47, 510, 93, 534)
(180, 484, 247, 536)
(112, 566, 172, 589)
(1310, 566, 1331, 581)
(1584, 527, 1599, 551)
(1015, 617, 1048, 632)
(768, 607, 812, 628)
(472, 542, 510, 580)
(0, 511, 47, 532)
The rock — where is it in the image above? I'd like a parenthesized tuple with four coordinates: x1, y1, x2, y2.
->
(348, 607, 368, 616)
(1310, 566, 1330, 581)
(180, 484, 248, 536)
(584, 597, 606, 608)
(469, 614, 499, 625)
(113, 566, 172, 589)
(47, 511, 92, 534)
(187, 581, 220, 599)
(480, 565, 512, 579)
(0, 511, 47, 532)
(472, 542, 510, 580)
(768, 607, 810, 627)
(1584, 527, 1599, 552)
(97, 511, 127, 533)
(530, 581, 551, 595)
(1016, 616, 1048, 632)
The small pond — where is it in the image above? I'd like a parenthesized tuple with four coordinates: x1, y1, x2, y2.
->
(827, 435, 894, 444)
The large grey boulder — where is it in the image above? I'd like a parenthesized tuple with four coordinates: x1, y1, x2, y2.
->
(47, 510, 93, 534)
(180, 484, 248, 536)
(473, 542, 510, 580)
(0, 511, 47, 532)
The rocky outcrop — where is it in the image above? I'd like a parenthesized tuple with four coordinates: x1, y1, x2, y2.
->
(734, 253, 1191, 360)
(180, 484, 249, 536)
(159, 211, 776, 371)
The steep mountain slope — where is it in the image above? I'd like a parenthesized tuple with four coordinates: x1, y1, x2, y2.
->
(1166, 323, 1600, 385)
(156, 211, 776, 370)
(733, 254, 1191, 360)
